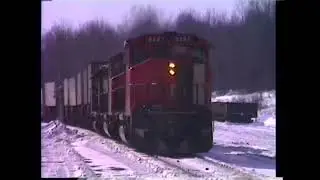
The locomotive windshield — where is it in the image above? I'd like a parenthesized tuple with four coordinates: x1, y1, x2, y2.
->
(191, 48, 206, 63)
(172, 46, 206, 63)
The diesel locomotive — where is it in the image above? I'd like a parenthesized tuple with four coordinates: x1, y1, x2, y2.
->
(42, 32, 214, 154)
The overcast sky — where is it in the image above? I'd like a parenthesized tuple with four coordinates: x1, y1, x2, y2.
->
(41, 0, 238, 33)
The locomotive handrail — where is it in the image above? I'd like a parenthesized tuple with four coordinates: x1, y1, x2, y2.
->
(110, 71, 125, 80)
(128, 57, 154, 71)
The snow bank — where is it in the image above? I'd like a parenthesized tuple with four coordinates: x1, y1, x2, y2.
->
(263, 117, 275, 128)
(211, 90, 276, 127)
(213, 121, 276, 158)
(41, 121, 96, 178)
(41, 120, 78, 140)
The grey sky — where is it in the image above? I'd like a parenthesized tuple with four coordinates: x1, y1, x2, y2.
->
(42, 0, 238, 33)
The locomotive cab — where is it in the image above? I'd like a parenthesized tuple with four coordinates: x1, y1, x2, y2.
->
(126, 33, 214, 154)
(88, 32, 214, 155)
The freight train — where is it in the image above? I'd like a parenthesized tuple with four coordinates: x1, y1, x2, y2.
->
(41, 31, 258, 154)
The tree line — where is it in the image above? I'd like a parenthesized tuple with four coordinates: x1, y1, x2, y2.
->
(41, 0, 275, 92)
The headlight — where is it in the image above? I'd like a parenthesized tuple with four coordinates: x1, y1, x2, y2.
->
(169, 69, 175, 75)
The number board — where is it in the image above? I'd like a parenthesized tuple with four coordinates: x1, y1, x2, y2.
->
(126, 32, 211, 53)
(144, 34, 195, 47)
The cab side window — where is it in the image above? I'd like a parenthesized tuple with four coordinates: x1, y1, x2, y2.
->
(151, 46, 170, 59)
(131, 47, 149, 66)
(111, 58, 125, 77)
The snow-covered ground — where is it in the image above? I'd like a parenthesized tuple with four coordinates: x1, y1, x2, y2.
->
(202, 122, 276, 177)
(41, 121, 163, 179)
(42, 121, 270, 179)
(206, 90, 276, 177)
(41, 90, 276, 179)
(41, 122, 97, 178)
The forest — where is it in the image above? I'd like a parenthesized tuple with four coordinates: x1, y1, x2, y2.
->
(41, 0, 275, 92)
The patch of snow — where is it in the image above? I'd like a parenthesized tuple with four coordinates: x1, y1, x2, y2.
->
(42, 121, 164, 179)
(41, 122, 48, 127)
(201, 145, 275, 177)
(73, 145, 136, 178)
(263, 117, 275, 127)
(209, 90, 276, 177)
(75, 132, 180, 179)
(213, 121, 275, 158)
(41, 121, 96, 178)
(209, 115, 276, 177)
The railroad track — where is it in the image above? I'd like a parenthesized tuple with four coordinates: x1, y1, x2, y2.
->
(66, 125, 271, 179)
(196, 154, 272, 179)
(154, 156, 208, 178)
(155, 155, 265, 179)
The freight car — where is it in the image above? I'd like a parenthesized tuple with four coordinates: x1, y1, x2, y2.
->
(212, 102, 258, 123)
(42, 81, 57, 122)
(62, 61, 109, 128)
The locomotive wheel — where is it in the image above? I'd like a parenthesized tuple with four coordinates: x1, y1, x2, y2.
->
(119, 121, 130, 145)
(102, 121, 112, 138)
(92, 120, 98, 132)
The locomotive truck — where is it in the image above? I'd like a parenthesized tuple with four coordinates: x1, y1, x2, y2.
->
(41, 31, 257, 154)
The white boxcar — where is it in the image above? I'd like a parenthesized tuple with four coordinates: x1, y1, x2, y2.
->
(68, 77, 77, 106)
(44, 82, 56, 106)
(64, 79, 69, 106)
(88, 62, 108, 106)
(83, 69, 88, 104)
(77, 72, 82, 105)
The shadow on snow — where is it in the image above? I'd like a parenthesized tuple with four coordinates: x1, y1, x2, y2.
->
(200, 144, 275, 170)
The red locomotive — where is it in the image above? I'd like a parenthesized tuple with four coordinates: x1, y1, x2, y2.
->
(43, 32, 215, 154)
(91, 32, 213, 154)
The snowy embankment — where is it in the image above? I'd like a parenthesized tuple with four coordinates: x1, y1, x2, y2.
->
(41, 121, 162, 179)
(205, 90, 276, 177)
(42, 121, 267, 179)
(41, 121, 97, 178)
